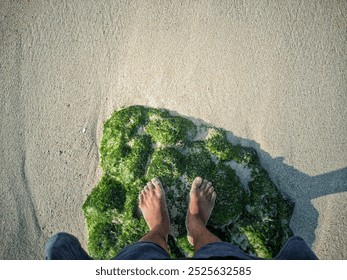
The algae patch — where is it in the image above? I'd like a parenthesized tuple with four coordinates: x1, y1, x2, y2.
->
(83, 105, 293, 259)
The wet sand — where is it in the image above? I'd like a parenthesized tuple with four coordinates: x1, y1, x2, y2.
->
(0, 0, 346, 259)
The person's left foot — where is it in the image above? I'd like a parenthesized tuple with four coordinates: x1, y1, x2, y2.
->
(139, 178, 170, 238)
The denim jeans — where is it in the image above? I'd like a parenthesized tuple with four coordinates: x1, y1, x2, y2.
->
(44, 232, 318, 260)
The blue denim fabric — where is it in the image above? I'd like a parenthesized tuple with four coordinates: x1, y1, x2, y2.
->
(193, 237, 318, 260)
(193, 242, 259, 259)
(44, 232, 169, 260)
(44, 232, 318, 260)
(114, 241, 170, 260)
(274, 236, 318, 260)
(44, 232, 92, 260)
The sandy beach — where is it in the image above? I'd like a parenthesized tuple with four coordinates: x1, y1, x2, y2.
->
(1, 0, 346, 259)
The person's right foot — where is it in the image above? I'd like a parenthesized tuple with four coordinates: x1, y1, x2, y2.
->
(139, 178, 170, 239)
(186, 176, 216, 245)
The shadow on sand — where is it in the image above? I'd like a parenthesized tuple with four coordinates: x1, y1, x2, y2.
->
(181, 113, 347, 247)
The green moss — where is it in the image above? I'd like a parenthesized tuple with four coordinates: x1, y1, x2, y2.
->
(117, 216, 148, 250)
(186, 141, 216, 181)
(177, 236, 194, 257)
(116, 135, 153, 185)
(230, 145, 258, 166)
(240, 225, 272, 259)
(83, 175, 126, 215)
(106, 105, 148, 139)
(86, 220, 122, 260)
(100, 133, 129, 173)
(205, 128, 233, 161)
(146, 114, 196, 145)
(168, 235, 186, 258)
(209, 163, 247, 225)
(83, 105, 293, 259)
(146, 147, 185, 187)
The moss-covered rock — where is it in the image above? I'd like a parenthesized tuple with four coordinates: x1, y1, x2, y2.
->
(205, 128, 233, 161)
(116, 135, 153, 185)
(185, 141, 216, 182)
(146, 147, 185, 187)
(83, 105, 294, 259)
(146, 112, 196, 145)
(209, 162, 247, 225)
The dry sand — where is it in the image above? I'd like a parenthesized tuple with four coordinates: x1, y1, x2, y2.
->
(1, 0, 346, 259)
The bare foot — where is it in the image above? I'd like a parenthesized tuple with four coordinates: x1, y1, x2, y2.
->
(186, 177, 216, 245)
(139, 178, 170, 240)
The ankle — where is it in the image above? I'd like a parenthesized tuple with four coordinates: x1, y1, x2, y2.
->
(152, 225, 169, 239)
(187, 214, 205, 235)
(140, 229, 169, 253)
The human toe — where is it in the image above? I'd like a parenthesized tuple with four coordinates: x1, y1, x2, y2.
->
(190, 177, 202, 194)
(200, 179, 209, 190)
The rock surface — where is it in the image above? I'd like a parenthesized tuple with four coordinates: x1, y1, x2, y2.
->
(83, 106, 294, 259)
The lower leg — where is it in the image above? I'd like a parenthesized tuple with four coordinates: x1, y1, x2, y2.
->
(44, 232, 92, 260)
(139, 230, 168, 253)
(186, 177, 221, 253)
(187, 218, 221, 252)
(139, 178, 170, 253)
